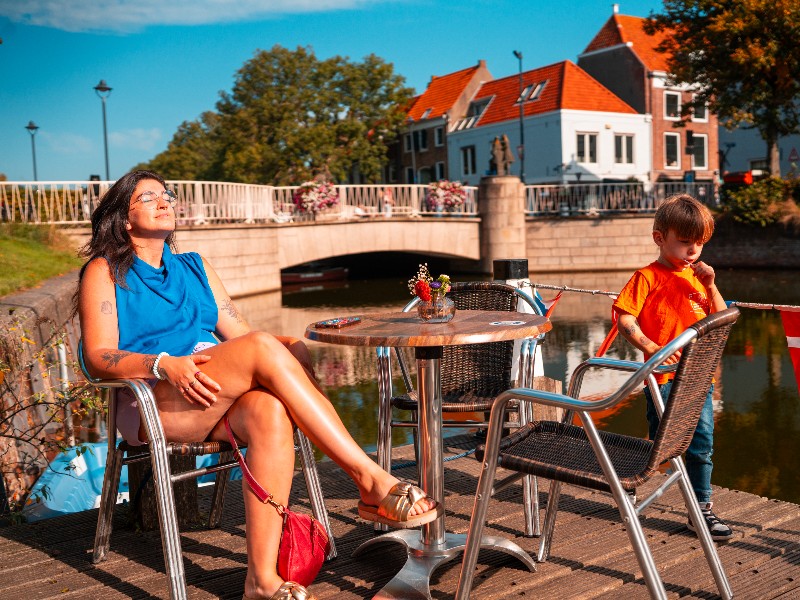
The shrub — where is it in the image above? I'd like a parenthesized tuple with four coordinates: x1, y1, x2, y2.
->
(722, 177, 794, 227)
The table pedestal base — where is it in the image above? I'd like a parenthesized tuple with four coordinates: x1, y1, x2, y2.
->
(353, 531, 536, 599)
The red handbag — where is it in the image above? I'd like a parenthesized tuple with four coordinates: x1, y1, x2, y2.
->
(224, 417, 330, 587)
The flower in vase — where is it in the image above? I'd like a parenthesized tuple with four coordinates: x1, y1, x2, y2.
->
(408, 264, 451, 301)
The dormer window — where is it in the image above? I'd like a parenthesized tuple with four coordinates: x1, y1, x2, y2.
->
(468, 98, 490, 117)
(516, 81, 548, 103)
(421, 108, 432, 119)
(517, 85, 534, 103)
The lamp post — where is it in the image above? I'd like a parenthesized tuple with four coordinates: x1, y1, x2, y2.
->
(25, 121, 39, 181)
(513, 50, 525, 182)
(94, 79, 112, 180)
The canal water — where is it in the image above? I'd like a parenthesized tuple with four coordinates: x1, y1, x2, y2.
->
(236, 268, 800, 506)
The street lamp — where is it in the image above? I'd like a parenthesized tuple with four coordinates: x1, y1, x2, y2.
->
(513, 50, 525, 182)
(94, 79, 112, 180)
(25, 121, 39, 181)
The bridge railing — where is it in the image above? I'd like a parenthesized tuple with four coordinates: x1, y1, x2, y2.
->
(0, 181, 479, 225)
(525, 182, 718, 216)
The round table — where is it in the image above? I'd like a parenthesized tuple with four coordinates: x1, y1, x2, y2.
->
(306, 309, 552, 599)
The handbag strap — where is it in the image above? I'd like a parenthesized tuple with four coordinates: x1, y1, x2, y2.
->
(224, 416, 286, 515)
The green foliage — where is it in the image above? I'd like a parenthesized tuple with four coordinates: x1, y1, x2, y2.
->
(646, 1, 800, 175)
(137, 46, 412, 185)
(0, 319, 103, 518)
(722, 177, 796, 226)
(0, 224, 82, 296)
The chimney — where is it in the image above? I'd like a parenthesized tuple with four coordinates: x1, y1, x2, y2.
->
(613, 3, 619, 13)
(478, 59, 486, 69)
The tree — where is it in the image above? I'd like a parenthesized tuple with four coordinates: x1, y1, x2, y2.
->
(137, 46, 412, 185)
(646, 0, 800, 176)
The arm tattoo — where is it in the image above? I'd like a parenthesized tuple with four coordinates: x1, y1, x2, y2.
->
(143, 355, 155, 372)
(101, 349, 132, 368)
(220, 299, 244, 324)
(100, 301, 113, 315)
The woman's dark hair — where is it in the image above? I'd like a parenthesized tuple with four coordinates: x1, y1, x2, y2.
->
(73, 170, 177, 313)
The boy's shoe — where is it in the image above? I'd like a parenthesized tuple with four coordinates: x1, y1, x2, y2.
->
(687, 502, 733, 542)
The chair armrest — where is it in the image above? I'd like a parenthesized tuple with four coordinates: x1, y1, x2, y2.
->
(566, 356, 677, 398)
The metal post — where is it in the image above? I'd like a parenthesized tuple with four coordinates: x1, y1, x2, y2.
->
(94, 80, 112, 181)
(25, 121, 39, 181)
(513, 50, 525, 183)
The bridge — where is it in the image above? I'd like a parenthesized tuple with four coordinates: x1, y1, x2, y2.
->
(1, 179, 716, 296)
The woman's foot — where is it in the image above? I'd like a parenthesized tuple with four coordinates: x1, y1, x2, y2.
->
(244, 581, 317, 600)
(358, 479, 441, 528)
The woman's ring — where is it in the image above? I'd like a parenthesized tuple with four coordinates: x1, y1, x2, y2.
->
(189, 379, 197, 387)
(184, 387, 191, 393)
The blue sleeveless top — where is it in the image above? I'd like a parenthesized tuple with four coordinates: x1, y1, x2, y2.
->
(115, 244, 218, 356)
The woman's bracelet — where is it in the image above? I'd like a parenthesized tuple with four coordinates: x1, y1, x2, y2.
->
(153, 352, 169, 380)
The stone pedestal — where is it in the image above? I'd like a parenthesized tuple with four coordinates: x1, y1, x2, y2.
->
(478, 175, 526, 274)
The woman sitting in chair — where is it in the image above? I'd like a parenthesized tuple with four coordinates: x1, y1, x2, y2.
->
(77, 170, 439, 600)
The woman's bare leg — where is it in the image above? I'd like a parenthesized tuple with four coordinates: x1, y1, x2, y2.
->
(207, 389, 295, 599)
(156, 332, 433, 514)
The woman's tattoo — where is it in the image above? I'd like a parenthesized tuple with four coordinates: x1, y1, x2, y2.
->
(101, 349, 131, 368)
(143, 355, 155, 372)
(221, 299, 244, 324)
(100, 301, 113, 315)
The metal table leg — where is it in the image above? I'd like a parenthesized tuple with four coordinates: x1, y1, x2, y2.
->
(354, 346, 535, 599)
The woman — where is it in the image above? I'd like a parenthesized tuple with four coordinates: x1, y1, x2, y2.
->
(77, 170, 439, 600)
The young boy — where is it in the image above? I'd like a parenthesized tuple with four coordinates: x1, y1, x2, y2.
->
(613, 194, 733, 542)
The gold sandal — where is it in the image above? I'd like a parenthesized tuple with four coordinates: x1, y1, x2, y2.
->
(357, 482, 442, 529)
(243, 581, 317, 600)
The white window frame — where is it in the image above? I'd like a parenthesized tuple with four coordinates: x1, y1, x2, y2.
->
(691, 133, 708, 169)
(576, 132, 598, 163)
(435, 126, 444, 147)
(421, 108, 432, 119)
(435, 161, 445, 180)
(664, 91, 681, 120)
(517, 84, 533, 103)
(614, 133, 634, 164)
(404, 133, 412, 153)
(664, 132, 681, 169)
(461, 146, 476, 176)
(691, 94, 708, 122)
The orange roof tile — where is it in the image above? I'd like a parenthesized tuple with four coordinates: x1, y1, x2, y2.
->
(584, 14, 672, 73)
(469, 60, 635, 128)
(406, 64, 487, 121)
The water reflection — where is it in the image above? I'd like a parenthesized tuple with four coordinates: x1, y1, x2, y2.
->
(239, 271, 800, 504)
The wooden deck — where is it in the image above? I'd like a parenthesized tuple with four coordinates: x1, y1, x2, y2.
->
(2, 436, 799, 600)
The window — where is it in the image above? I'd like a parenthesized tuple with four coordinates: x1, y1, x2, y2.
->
(416, 129, 428, 152)
(664, 132, 680, 168)
(691, 133, 708, 169)
(405, 167, 415, 183)
(665, 91, 681, 119)
(404, 133, 412, 153)
(421, 108, 432, 119)
(615, 134, 634, 164)
(528, 80, 547, 101)
(435, 127, 444, 147)
(388, 164, 397, 183)
(435, 161, 445, 181)
(692, 95, 708, 121)
(461, 146, 476, 176)
(576, 132, 597, 163)
(468, 98, 490, 117)
(517, 84, 533, 103)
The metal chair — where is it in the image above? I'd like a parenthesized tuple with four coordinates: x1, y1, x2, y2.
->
(456, 307, 740, 600)
(78, 345, 337, 600)
(376, 281, 546, 536)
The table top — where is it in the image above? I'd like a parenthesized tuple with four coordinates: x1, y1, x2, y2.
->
(304, 309, 551, 348)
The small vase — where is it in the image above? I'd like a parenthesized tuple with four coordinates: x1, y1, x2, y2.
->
(417, 295, 456, 323)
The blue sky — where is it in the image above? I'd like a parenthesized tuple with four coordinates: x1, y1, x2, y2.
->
(0, 0, 663, 181)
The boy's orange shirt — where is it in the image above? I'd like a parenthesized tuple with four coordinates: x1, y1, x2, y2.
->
(613, 261, 711, 383)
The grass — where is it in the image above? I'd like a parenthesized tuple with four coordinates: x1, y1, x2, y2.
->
(0, 224, 82, 297)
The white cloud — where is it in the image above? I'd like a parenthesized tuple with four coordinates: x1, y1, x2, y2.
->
(109, 128, 162, 151)
(41, 131, 94, 154)
(0, 0, 377, 33)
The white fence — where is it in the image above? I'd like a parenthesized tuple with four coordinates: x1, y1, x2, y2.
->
(0, 181, 479, 225)
(525, 182, 718, 216)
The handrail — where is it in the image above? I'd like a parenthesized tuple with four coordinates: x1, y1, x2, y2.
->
(0, 181, 479, 225)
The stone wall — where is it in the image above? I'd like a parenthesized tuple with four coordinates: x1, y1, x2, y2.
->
(701, 217, 800, 269)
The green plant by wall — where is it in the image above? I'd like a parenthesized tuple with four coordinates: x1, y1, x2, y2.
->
(0, 316, 102, 521)
(722, 177, 798, 227)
